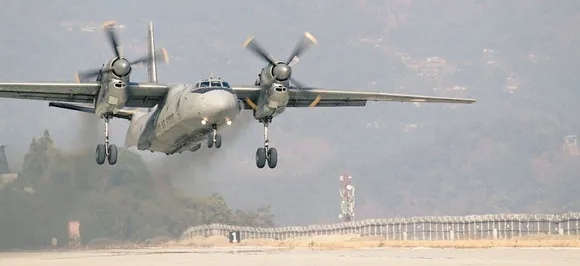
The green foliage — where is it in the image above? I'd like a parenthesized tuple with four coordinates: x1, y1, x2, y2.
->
(234, 205, 276, 228)
(0, 130, 275, 250)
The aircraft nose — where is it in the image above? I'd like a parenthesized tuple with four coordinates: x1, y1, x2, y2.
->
(202, 90, 238, 123)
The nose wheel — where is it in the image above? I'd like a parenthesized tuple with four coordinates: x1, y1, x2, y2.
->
(255, 118, 277, 169)
(207, 124, 222, 148)
(95, 116, 118, 165)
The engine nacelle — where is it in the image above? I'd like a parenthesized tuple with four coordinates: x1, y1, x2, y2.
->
(253, 84, 290, 120)
(94, 79, 130, 117)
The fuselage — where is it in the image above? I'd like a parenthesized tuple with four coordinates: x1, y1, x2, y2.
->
(124, 78, 242, 154)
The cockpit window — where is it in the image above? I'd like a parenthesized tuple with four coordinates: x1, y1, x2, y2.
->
(200, 81, 210, 87)
(210, 81, 221, 87)
(222, 82, 230, 88)
(194, 83, 199, 88)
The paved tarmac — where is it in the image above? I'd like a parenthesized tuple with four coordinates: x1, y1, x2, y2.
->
(1, 246, 579, 266)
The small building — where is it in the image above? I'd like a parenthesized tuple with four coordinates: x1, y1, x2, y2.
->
(0, 145, 18, 189)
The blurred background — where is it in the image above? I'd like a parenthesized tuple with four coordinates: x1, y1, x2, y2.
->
(1, 0, 580, 249)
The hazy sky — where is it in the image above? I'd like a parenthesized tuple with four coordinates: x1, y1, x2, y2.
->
(1, 0, 578, 225)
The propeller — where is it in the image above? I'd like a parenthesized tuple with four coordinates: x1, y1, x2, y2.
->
(243, 32, 317, 90)
(75, 20, 169, 82)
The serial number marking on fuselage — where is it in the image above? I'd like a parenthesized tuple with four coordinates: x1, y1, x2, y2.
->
(158, 112, 177, 130)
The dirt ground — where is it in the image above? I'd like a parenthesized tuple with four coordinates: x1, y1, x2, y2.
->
(4, 246, 580, 266)
(166, 234, 580, 250)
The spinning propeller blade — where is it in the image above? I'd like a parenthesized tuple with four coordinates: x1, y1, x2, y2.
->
(245, 97, 259, 110)
(243, 36, 277, 65)
(286, 32, 318, 65)
(103, 20, 122, 58)
(75, 21, 169, 82)
(243, 32, 321, 107)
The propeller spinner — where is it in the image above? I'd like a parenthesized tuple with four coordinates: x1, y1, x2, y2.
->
(75, 20, 169, 82)
(243, 32, 317, 89)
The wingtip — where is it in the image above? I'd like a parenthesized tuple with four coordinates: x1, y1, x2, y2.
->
(243, 36, 254, 48)
(161, 48, 170, 63)
(304, 32, 318, 44)
(102, 20, 117, 29)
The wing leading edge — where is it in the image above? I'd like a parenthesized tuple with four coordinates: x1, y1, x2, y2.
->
(0, 82, 170, 108)
(48, 102, 135, 120)
(232, 85, 476, 109)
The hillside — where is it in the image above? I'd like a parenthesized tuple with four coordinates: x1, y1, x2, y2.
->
(0, 0, 579, 227)
(204, 1, 580, 223)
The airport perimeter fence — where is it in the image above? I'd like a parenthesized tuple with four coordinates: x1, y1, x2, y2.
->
(181, 212, 580, 241)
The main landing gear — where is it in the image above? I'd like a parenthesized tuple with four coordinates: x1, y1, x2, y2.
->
(207, 124, 222, 148)
(95, 116, 118, 165)
(255, 117, 277, 169)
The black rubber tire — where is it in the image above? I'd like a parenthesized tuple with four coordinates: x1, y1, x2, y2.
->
(207, 135, 214, 148)
(108, 144, 118, 165)
(215, 134, 222, 148)
(95, 144, 106, 165)
(267, 148, 278, 169)
(256, 148, 266, 169)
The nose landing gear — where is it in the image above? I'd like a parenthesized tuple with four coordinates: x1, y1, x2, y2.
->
(207, 124, 222, 148)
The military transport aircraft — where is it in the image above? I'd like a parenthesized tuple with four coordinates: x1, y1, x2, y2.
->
(0, 21, 475, 169)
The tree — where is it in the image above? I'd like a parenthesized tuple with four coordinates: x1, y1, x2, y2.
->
(234, 205, 276, 228)
(0, 130, 276, 250)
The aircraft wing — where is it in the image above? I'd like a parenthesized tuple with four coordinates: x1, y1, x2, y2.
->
(232, 85, 476, 109)
(48, 102, 135, 120)
(287, 87, 476, 107)
(0, 82, 170, 108)
(125, 83, 170, 107)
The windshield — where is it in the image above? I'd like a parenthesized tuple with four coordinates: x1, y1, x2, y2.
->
(200, 81, 210, 87)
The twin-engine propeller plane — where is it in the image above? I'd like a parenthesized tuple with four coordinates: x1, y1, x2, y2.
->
(0, 21, 475, 169)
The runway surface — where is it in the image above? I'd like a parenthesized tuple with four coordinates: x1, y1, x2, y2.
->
(1, 246, 579, 265)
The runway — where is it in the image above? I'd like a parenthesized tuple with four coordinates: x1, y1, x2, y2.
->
(1, 246, 579, 265)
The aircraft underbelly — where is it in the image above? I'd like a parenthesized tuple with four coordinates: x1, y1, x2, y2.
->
(143, 90, 239, 154)
(148, 116, 211, 154)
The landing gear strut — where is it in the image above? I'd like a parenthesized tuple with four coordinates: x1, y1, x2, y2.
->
(256, 117, 277, 169)
(207, 124, 222, 148)
(95, 116, 118, 165)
